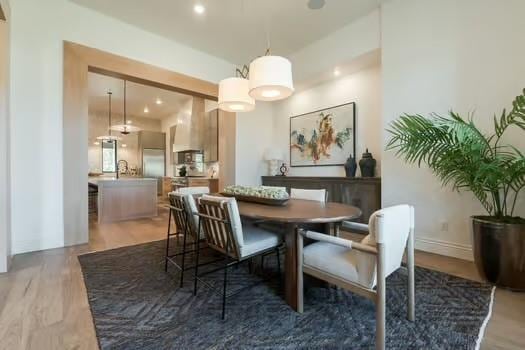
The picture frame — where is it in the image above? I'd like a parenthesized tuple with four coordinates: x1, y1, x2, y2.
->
(289, 102, 356, 167)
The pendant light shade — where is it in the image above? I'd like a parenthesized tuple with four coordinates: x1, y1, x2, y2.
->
(248, 55, 294, 101)
(218, 77, 255, 112)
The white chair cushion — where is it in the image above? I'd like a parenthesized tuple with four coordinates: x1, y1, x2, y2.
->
(170, 189, 208, 239)
(182, 194, 205, 239)
(240, 223, 282, 258)
(291, 188, 326, 202)
(303, 241, 371, 287)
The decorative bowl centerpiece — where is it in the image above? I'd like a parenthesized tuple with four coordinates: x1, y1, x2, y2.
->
(221, 185, 289, 206)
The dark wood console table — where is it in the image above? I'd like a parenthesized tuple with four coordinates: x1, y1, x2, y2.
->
(261, 176, 381, 223)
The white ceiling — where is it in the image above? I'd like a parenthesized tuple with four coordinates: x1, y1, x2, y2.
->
(71, 0, 380, 64)
(88, 72, 193, 120)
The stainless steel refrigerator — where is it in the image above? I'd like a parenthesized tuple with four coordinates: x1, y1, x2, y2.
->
(143, 148, 165, 195)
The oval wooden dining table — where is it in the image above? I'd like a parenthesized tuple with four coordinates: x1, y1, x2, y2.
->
(236, 198, 362, 311)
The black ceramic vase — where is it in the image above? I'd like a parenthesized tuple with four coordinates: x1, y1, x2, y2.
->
(344, 154, 357, 177)
(359, 149, 376, 177)
(179, 166, 187, 177)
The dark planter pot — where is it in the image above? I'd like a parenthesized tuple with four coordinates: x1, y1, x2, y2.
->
(472, 216, 525, 291)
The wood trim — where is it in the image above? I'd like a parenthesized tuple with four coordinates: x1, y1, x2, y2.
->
(66, 42, 218, 99)
(63, 41, 228, 247)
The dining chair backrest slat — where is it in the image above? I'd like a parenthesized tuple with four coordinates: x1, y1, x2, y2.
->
(168, 193, 189, 235)
(197, 197, 240, 259)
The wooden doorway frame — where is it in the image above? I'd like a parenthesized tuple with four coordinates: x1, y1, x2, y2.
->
(63, 41, 235, 247)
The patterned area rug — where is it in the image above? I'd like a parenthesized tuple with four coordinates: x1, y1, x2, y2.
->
(78, 240, 493, 350)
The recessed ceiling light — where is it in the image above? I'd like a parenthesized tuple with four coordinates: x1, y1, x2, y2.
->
(194, 3, 205, 14)
(308, 0, 326, 10)
(333, 67, 341, 77)
(144, 106, 149, 113)
(156, 97, 163, 105)
(127, 120, 132, 124)
(121, 144, 127, 148)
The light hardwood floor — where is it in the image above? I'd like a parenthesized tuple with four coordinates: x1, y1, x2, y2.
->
(0, 208, 523, 350)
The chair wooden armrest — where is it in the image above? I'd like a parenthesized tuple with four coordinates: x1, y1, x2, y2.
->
(341, 221, 369, 234)
(300, 230, 377, 255)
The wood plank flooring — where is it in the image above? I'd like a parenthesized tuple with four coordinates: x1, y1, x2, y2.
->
(0, 208, 523, 350)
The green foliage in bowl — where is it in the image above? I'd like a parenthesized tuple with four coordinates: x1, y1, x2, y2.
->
(223, 185, 289, 200)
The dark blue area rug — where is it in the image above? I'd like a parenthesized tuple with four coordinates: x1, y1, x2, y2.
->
(78, 240, 494, 349)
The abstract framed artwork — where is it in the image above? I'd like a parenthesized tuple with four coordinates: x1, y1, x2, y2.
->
(290, 102, 356, 167)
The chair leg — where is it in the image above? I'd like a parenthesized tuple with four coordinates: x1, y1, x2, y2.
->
(407, 227, 415, 322)
(376, 243, 386, 350)
(164, 209, 172, 272)
(193, 236, 201, 296)
(297, 230, 304, 313)
(222, 257, 229, 320)
(179, 224, 188, 288)
(275, 246, 281, 274)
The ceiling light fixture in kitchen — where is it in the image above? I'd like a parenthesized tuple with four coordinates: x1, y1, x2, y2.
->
(156, 97, 163, 105)
(97, 91, 121, 141)
(144, 106, 149, 114)
(110, 80, 141, 135)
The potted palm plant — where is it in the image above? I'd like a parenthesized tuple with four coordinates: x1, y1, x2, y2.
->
(386, 90, 525, 290)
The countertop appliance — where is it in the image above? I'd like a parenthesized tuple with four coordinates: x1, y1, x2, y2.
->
(143, 148, 165, 195)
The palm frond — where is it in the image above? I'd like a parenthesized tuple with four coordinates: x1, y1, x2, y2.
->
(386, 89, 525, 218)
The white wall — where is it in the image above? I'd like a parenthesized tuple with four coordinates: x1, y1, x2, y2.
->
(8, 0, 234, 254)
(235, 102, 275, 185)
(0, 2, 11, 272)
(381, 0, 525, 260)
(272, 65, 382, 177)
(290, 9, 380, 85)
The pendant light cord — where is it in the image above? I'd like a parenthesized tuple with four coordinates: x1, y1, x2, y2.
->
(123, 80, 127, 130)
(108, 91, 112, 137)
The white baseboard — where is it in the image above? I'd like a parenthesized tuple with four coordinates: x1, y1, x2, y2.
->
(415, 236, 473, 261)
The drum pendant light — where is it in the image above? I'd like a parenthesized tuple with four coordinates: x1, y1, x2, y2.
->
(218, 77, 255, 112)
(248, 55, 294, 101)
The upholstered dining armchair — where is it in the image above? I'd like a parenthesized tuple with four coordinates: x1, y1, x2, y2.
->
(296, 205, 415, 350)
(290, 188, 327, 202)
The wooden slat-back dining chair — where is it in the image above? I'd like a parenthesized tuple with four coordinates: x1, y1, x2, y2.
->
(165, 187, 209, 286)
(194, 195, 283, 319)
(297, 205, 415, 350)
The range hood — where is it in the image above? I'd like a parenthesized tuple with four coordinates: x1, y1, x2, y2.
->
(172, 97, 205, 153)
(171, 97, 218, 163)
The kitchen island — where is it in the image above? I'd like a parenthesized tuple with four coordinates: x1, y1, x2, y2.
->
(89, 177, 158, 224)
